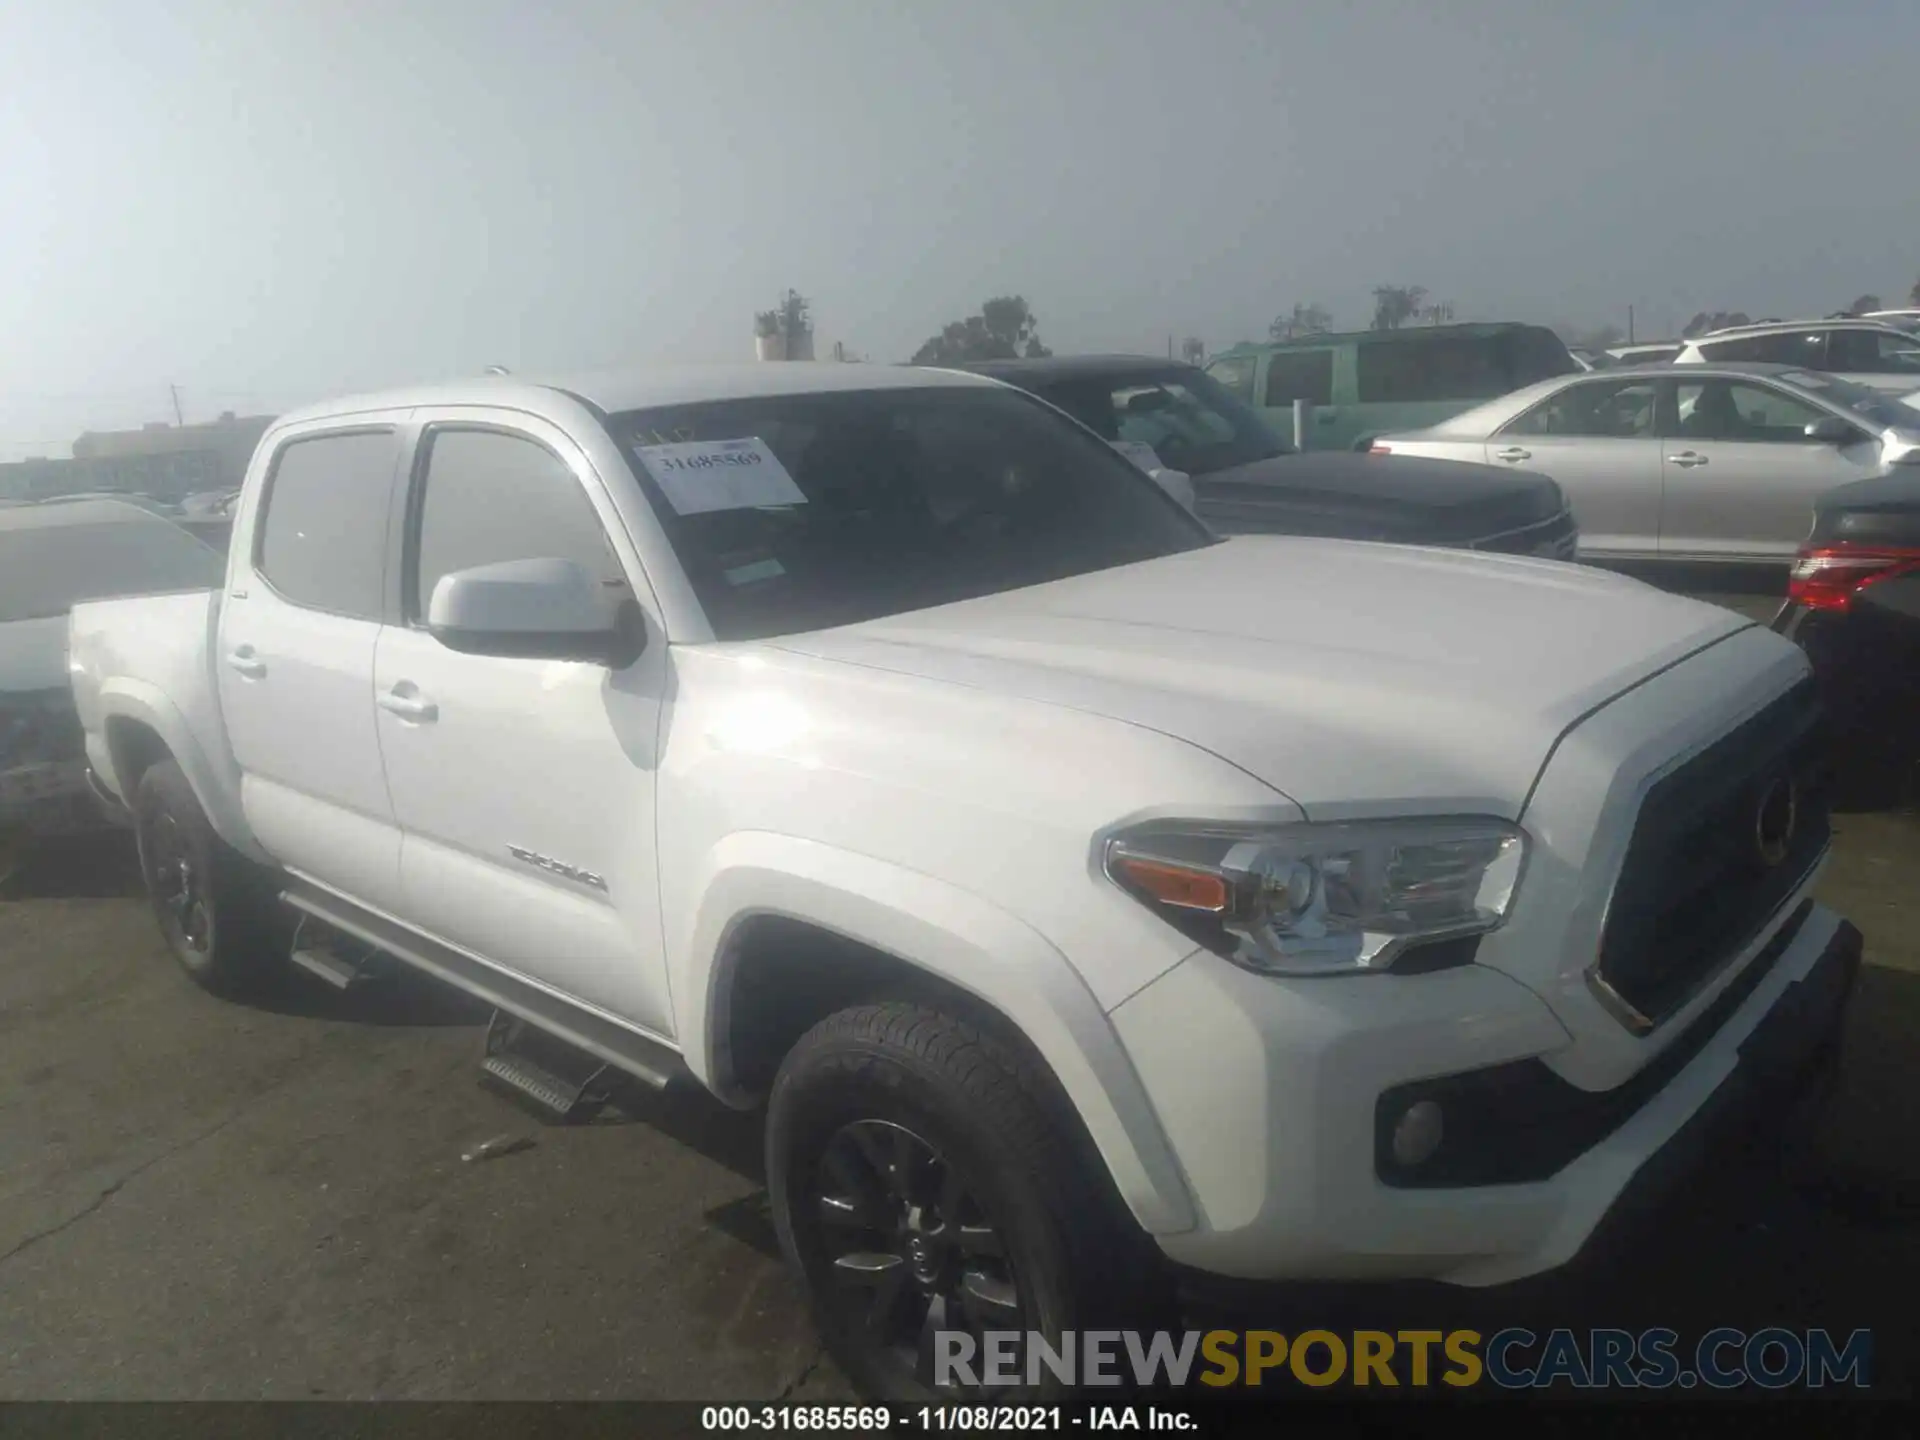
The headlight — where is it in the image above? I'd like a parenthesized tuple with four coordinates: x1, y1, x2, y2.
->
(1102, 817, 1527, 976)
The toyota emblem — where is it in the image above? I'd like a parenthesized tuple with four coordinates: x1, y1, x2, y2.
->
(1754, 773, 1799, 869)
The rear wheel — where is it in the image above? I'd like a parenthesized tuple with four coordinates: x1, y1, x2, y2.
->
(132, 760, 281, 995)
(766, 1002, 1164, 1402)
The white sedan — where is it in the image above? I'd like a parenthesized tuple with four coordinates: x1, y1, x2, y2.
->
(1371, 362, 1920, 564)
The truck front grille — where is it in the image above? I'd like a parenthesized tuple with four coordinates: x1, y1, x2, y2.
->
(1591, 678, 1831, 1031)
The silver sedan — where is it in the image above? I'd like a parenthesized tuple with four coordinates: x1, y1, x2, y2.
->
(1371, 362, 1920, 563)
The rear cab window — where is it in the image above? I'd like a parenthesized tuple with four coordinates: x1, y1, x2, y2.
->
(254, 430, 401, 620)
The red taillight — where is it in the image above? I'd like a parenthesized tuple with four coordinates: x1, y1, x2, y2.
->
(1368, 442, 1393, 455)
(1787, 544, 1920, 612)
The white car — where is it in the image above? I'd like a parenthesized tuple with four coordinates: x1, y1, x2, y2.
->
(1863, 308, 1920, 333)
(1674, 318, 1920, 394)
(68, 364, 1859, 1399)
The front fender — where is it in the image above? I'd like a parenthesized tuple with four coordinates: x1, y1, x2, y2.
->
(678, 832, 1198, 1236)
(95, 678, 266, 863)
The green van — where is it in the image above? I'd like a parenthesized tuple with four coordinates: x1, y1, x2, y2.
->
(1205, 323, 1580, 452)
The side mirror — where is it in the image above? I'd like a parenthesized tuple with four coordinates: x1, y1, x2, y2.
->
(1804, 416, 1858, 444)
(427, 557, 645, 667)
(1150, 467, 1196, 511)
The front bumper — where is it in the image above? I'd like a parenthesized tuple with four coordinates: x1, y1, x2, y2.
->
(1109, 899, 1858, 1287)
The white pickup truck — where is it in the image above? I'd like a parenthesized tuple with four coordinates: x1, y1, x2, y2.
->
(69, 364, 1860, 1399)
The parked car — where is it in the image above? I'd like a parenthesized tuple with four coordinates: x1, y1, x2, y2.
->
(2, 497, 225, 883)
(1774, 468, 1920, 809)
(948, 355, 1577, 557)
(69, 364, 1858, 1400)
(1204, 323, 1580, 452)
(1373, 363, 1920, 563)
(1604, 342, 1683, 367)
(1863, 309, 1920, 333)
(1674, 319, 1920, 394)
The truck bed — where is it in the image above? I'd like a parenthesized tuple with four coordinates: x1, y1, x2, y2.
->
(67, 588, 246, 837)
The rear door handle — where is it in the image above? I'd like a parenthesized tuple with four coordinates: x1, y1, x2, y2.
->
(377, 688, 438, 724)
(226, 647, 266, 679)
(1670, 450, 1710, 468)
(1494, 447, 1532, 463)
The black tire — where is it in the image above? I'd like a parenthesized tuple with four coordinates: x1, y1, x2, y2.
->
(766, 1002, 1164, 1403)
(132, 760, 282, 996)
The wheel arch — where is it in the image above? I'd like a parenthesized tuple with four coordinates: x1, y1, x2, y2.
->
(678, 835, 1197, 1237)
(96, 681, 265, 862)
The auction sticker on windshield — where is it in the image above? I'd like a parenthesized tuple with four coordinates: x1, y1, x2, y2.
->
(634, 437, 808, 516)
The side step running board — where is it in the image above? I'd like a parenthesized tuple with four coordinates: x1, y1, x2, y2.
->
(288, 914, 385, 990)
(279, 879, 688, 1094)
(481, 1011, 616, 1122)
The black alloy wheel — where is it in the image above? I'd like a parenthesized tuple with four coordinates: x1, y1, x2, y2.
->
(810, 1118, 1025, 1390)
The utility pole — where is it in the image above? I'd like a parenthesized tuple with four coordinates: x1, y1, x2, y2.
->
(1627, 306, 1635, 345)
(169, 384, 184, 426)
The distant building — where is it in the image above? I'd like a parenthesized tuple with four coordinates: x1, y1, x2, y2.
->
(72, 410, 274, 491)
(0, 410, 275, 506)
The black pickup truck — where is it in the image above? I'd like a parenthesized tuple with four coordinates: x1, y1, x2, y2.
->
(951, 355, 1579, 558)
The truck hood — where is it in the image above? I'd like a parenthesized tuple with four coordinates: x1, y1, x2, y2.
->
(0, 616, 71, 695)
(1193, 451, 1562, 546)
(767, 536, 1750, 815)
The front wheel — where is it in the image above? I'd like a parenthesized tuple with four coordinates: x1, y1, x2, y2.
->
(766, 1002, 1163, 1403)
(132, 760, 282, 996)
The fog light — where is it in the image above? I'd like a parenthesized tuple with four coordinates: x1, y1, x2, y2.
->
(1390, 1100, 1444, 1168)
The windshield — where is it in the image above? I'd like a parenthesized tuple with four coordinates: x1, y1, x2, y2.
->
(0, 514, 225, 623)
(1022, 367, 1291, 475)
(612, 386, 1215, 641)
(1777, 370, 1920, 431)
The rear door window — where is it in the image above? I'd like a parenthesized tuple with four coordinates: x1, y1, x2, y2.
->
(255, 430, 401, 620)
(1674, 381, 1826, 442)
(1827, 329, 1920, 376)
(1357, 336, 1508, 403)
(1698, 331, 1829, 366)
(1262, 350, 1334, 407)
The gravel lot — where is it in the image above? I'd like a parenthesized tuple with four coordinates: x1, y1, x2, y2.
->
(2, 586, 1914, 1401)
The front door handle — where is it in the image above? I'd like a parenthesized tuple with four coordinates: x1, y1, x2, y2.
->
(225, 647, 266, 680)
(1494, 446, 1532, 463)
(378, 688, 439, 724)
(1670, 450, 1710, 468)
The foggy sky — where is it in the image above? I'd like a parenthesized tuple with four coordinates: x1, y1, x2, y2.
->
(4, 0, 1917, 458)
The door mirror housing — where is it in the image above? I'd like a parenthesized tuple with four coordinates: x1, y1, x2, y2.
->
(426, 557, 646, 667)
(1804, 415, 1859, 444)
